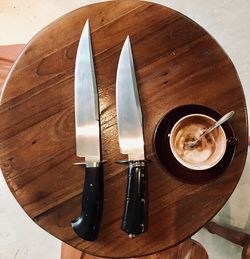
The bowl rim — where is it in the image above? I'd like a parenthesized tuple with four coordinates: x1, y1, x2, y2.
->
(169, 113, 227, 170)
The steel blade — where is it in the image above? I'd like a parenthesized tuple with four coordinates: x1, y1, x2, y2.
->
(75, 19, 100, 162)
(116, 36, 145, 161)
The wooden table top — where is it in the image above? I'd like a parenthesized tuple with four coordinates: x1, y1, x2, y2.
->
(0, 1, 248, 258)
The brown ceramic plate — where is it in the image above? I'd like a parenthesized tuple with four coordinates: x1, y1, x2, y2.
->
(153, 104, 237, 184)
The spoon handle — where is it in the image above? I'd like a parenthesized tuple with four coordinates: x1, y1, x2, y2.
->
(199, 111, 235, 139)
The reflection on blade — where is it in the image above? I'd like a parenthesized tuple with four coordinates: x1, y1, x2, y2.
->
(74, 19, 100, 162)
(116, 36, 144, 161)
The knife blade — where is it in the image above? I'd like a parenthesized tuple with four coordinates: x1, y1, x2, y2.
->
(71, 19, 104, 241)
(116, 36, 148, 238)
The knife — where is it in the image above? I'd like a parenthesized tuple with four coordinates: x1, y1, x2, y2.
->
(116, 36, 149, 238)
(71, 19, 104, 241)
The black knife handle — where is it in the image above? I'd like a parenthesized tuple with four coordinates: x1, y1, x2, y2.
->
(121, 160, 147, 238)
(71, 165, 104, 241)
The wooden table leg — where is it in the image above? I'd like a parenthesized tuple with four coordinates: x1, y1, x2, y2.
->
(205, 221, 250, 259)
(61, 239, 208, 259)
(205, 221, 250, 247)
(61, 243, 83, 259)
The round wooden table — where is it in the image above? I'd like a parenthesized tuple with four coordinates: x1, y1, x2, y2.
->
(0, 1, 248, 258)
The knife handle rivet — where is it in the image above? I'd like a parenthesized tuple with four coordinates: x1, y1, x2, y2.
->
(90, 184, 93, 187)
(141, 224, 145, 232)
(141, 173, 144, 177)
(141, 198, 145, 203)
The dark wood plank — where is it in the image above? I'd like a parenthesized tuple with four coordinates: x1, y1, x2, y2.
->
(0, 1, 248, 258)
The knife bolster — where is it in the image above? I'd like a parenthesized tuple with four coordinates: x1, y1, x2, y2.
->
(117, 159, 150, 164)
(73, 160, 107, 167)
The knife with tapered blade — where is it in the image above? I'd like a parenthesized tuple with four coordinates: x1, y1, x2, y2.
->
(116, 36, 149, 238)
(71, 19, 104, 241)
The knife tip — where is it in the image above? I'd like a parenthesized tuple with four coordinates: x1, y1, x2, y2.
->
(125, 35, 131, 43)
(82, 18, 90, 34)
(85, 18, 90, 29)
(124, 36, 132, 51)
(78, 18, 91, 45)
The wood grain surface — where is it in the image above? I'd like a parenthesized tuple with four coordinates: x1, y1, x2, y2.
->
(0, 45, 209, 259)
(0, 1, 248, 258)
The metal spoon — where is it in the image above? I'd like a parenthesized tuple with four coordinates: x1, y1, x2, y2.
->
(185, 111, 235, 149)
